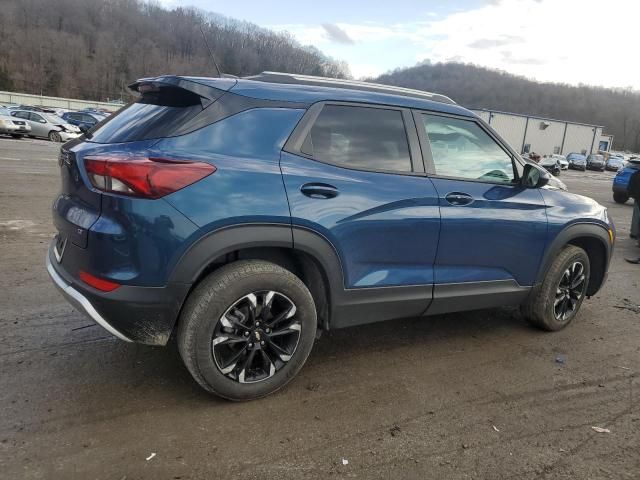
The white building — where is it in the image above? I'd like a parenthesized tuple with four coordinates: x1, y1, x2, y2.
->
(473, 109, 611, 157)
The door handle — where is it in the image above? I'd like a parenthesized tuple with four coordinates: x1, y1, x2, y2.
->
(444, 192, 474, 206)
(300, 183, 339, 199)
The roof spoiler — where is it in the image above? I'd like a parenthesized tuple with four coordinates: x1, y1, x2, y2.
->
(127, 76, 234, 108)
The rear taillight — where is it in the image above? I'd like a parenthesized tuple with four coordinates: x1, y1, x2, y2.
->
(79, 270, 120, 292)
(84, 155, 216, 199)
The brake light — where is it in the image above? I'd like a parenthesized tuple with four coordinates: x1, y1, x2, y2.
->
(84, 155, 216, 199)
(79, 270, 121, 292)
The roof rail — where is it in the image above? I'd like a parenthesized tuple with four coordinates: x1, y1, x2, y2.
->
(245, 71, 457, 105)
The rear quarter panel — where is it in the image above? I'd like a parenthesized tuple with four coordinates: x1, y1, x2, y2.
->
(158, 108, 305, 230)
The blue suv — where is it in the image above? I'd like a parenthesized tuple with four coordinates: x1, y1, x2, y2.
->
(613, 160, 640, 203)
(47, 73, 615, 400)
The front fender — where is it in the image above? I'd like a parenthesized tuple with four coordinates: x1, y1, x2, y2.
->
(535, 222, 612, 289)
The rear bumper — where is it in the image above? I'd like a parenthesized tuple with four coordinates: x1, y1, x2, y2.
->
(47, 253, 133, 342)
(0, 125, 28, 134)
(46, 242, 191, 345)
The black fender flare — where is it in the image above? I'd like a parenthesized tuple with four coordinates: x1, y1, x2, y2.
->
(535, 222, 611, 287)
(169, 223, 346, 291)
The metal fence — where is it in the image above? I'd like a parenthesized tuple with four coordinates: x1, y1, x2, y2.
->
(0, 90, 123, 112)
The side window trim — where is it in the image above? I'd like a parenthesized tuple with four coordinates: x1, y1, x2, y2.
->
(283, 101, 425, 176)
(413, 109, 522, 184)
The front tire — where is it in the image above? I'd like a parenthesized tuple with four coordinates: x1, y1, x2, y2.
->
(521, 246, 590, 331)
(177, 260, 317, 401)
(613, 192, 629, 204)
(11, 134, 22, 139)
(48, 131, 62, 142)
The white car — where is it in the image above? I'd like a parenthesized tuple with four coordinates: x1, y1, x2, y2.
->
(550, 154, 569, 170)
(9, 110, 81, 142)
(0, 109, 32, 138)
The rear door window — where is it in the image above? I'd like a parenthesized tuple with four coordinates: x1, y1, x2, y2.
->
(306, 104, 412, 173)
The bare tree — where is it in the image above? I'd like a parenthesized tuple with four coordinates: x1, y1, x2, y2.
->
(0, 0, 350, 102)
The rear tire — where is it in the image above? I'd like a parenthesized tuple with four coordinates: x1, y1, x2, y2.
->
(613, 192, 629, 204)
(11, 134, 22, 139)
(177, 260, 317, 401)
(521, 246, 590, 331)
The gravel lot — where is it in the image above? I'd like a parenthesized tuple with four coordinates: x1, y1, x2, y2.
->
(0, 138, 638, 479)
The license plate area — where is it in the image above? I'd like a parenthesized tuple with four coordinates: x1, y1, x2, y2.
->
(54, 235, 67, 263)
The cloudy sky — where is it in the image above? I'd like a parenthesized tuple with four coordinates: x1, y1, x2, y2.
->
(158, 0, 640, 89)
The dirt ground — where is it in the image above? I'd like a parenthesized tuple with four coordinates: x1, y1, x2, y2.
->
(0, 137, 638, 480)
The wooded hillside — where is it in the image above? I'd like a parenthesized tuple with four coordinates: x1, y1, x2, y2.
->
(0, 0, 348, 102)
(374, 62, 640, 152)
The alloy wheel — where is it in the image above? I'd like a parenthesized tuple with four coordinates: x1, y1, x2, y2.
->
(554, 261, 586, 321)
(212, 291, 301, 383)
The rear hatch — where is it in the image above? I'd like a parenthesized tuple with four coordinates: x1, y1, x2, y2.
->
(53, 76, 236, 251)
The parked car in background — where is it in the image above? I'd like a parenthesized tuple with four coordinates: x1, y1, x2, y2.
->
(0, 110, 32, 138)
(47, 73, 614, 400)
(566, 153, 587, 171)
(10, 110, 81, 142)
(605, 156, 625, 172)
(81, 108, 112, 117)
(586, 154, 605, 171)
(550, 154, 568, 170)
(539, 156, 561, 176)
(612, 158, 640, 203)
(7, 104, 55, 113)
(61, 111, 107, 133)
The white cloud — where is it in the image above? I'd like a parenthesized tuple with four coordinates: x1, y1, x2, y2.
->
(271, 0, 640, 88)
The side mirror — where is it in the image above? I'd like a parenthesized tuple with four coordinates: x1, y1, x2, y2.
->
(522, 163, 550, 188)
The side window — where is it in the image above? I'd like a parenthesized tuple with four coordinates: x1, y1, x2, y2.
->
(82, 114, 96, 123)
(13, 111, 29, 119)
(307, 105, 412, 172)
(421, 114, 516, 184)
(31, 113, 46, 123)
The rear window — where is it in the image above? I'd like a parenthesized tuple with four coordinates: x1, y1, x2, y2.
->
(87, 86, 205, 144)
(306, 105, 412, 173)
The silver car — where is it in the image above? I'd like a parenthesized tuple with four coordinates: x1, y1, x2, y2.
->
(9, 110, 81, 142)
(0, 108, 32, 138)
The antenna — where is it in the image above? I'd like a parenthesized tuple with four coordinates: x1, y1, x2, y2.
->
(199, 25, 222, 77)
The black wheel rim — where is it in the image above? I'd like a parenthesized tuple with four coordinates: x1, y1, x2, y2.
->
(554, 261, 586, 321)
(212, 291, 301, 384)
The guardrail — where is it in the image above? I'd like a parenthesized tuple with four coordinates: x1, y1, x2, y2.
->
(0, 91, 123, 112)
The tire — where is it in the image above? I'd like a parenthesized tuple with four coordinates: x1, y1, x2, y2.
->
(48, 131, 61, 142)
(11, 134, 22, 139)
(613, 192, 629, 204)
(521, 245, 590, 331)
(177, 260, 317, 401)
